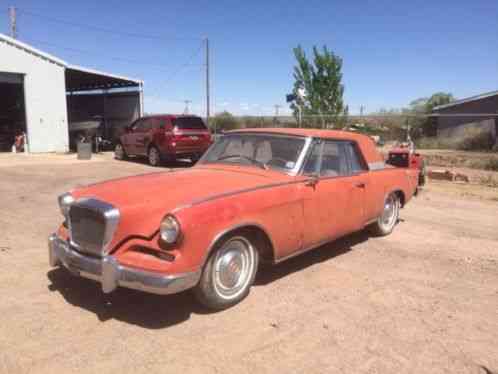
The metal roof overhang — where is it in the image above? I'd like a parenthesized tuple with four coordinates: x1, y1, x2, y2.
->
(65, 64, 143, 92)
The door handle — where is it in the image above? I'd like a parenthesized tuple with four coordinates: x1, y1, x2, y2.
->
(354, 182, 366, 188)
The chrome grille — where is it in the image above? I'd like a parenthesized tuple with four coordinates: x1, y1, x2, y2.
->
(68, 198, 120, 256)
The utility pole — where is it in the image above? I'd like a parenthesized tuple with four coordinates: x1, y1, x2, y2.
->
(274, 104, 281, 117)
(204, 37, 211, 133)
(183, 100, 191, 114)
(9, 6, 17, 39)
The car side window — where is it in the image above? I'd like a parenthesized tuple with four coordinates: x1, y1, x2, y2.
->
(141, 119, 153, 132)
(345, 142, 367, 174)
(131, 119, 145, 132)
(302, 141, 321, 175)
(320, 141, 349, 177)
(150, 118, 160, 130)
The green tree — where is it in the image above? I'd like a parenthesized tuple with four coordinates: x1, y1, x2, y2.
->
(408, 92, 455, 137)
(212, 111, 240, 132)
(291, 45, 347, 129)
(408, 92, 454, 113)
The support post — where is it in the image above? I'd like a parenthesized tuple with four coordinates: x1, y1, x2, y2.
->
(205, 38, 211, 133)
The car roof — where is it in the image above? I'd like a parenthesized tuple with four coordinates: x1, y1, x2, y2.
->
(228, 127, 371, 142)
(140, 114, 201, 120)
(227, 128, 383, 164)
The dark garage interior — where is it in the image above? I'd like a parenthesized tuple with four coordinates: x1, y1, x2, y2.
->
(65, 66, 143, 150)
(0, 73, 26, 152)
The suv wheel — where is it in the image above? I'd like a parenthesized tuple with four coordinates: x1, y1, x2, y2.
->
(194, 233, 259, 310)
(114, 143, 127, 160)
(148, 146, 162, 167)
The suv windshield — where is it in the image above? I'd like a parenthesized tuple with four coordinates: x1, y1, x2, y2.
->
(199, 133, 306, 172)
(172, 117, 207, 130)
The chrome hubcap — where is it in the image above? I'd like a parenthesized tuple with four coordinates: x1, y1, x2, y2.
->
(213, 237, 255, 300)
(381, 194, 397, 228)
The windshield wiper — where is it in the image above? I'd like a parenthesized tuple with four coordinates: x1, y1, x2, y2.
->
(216, 154, 268, 170)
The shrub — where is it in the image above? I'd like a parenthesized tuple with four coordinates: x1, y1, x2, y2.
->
(481, 158, 498, 171)
(457, 129, 494, 151)
(416, 128, 495, 151)
(211, 111, 241, 132)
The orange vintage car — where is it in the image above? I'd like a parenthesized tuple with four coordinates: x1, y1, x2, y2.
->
(49, 128, 418, 310)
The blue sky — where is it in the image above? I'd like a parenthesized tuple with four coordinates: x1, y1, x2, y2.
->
(1, 0, 497, 115)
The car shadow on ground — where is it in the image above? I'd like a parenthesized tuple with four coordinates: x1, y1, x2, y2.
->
(255, 230, 370, 286)
(46, 230, 370, 329)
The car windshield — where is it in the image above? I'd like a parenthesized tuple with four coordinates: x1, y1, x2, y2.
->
(199, 133, 307, 173)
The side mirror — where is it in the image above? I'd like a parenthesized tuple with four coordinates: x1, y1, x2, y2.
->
(305, 174, 319, 187)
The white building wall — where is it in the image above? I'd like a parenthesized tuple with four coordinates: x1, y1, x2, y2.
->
(0, 40, 69, 153)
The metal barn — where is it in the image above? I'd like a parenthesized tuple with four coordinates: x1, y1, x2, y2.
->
(0, 33, 143, 153)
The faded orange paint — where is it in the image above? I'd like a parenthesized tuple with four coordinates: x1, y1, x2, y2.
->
(63, 129, 418, 276)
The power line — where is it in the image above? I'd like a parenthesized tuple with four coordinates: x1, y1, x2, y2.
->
(17, 8, 201, 41)
(148, 41, 204, 98)
(25, 38, 193, 72)
(183, 100, 191, 114)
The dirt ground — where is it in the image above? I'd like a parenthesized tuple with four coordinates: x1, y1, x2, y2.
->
(0, 153, 497, 374)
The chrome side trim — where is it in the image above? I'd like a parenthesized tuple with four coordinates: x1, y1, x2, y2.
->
(368, 161, 385, 171)
(48, 234, 200, 295)
(188, 179, 307, 208)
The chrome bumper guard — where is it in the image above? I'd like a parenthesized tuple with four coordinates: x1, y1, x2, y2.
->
(48, 234, 200, 295)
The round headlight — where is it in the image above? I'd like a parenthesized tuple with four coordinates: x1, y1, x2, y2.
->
(58, 193, 75, 216)
(160, 215, 181, 244)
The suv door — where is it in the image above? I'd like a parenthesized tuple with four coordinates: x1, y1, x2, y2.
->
(134, 118, 154, 156)
(122, 119, 143, 155)
(301, 139, 367, 248)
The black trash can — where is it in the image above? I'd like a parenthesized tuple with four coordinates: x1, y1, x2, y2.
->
(77, 141, 92, 160)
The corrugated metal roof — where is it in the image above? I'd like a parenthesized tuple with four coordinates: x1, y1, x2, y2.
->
(0, 33, 143, 90)
(67, 64, 143, 85)
(0, 33, 67, 66)
(433, 90, 498, 111)
(66, 65, 143, 91)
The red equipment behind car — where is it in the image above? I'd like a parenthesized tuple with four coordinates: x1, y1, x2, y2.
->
(386, 146, 426, 187)
(115, 114, 212, 166)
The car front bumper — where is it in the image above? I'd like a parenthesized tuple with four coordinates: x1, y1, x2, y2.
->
(48, 234, 201, 295)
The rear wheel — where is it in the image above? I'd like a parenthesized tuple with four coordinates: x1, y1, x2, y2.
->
(370, 192, 400, 236)
(114, 143, 127, 160)
(148, 146, 162, 167)
(194, 233, 259, 310)
(191, 153, 202, 164)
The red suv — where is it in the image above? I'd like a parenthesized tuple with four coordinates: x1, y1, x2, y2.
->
(115, 115, 212, 166)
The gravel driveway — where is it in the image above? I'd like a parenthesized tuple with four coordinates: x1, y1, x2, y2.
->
(0, 153, 497, 374)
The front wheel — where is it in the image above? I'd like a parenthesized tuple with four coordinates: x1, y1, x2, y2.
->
(194, 233, 259, 310)
(370, 192, 400, 236)
(114, 143, 127, 160)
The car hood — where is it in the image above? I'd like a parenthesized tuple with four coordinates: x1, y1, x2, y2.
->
(71, 165, 290, 243)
